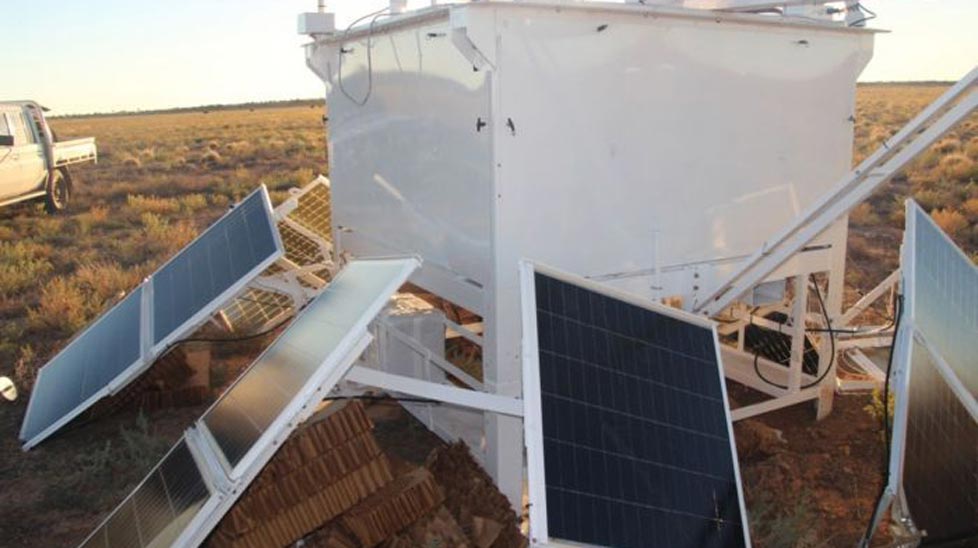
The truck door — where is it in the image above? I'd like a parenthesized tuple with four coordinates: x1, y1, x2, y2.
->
(0, 112, 18, 201)
(7, 109, 47, 196)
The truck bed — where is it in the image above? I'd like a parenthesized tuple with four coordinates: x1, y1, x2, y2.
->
(52, 138, 97, 167)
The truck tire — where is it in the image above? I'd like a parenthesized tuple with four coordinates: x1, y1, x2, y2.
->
(45, 168, 71, 213)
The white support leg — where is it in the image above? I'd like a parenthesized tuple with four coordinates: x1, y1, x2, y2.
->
(817, 235, 847, 419)
(788, 275, 808, 393)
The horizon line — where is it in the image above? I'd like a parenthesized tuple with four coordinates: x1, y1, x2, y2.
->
(47, 80, 958, 118)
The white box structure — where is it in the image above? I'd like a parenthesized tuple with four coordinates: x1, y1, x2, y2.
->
(304, 1, 874, 507)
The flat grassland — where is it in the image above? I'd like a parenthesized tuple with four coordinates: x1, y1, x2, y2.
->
(0, 86, 975, 546)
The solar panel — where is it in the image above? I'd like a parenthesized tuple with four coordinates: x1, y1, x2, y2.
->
(902, 340, 978, 542)
(79, 438, 211, 548)
(909, 200, 978, 398)
(151, 188, 281, 346)
(21, 187, 283, 449)
(521, 263, 750, 548)
(203, 258, 418, 470)
(876, 201, 978, 544)
(80, 257, 420, 547)
(20, 287, 143, 447)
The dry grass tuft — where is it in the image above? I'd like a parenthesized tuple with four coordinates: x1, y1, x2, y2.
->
(73, 262, 144, 302)
(0, 242, 54, 298)
(178, 193, 208, 212)
(27, 277, 94, 335)
(848, 203, 879, 226)
(938, 153, 976, 181)
(121, 155, 142, 168)
(127, 194, 181, 215)
(931, 207, 969, 236)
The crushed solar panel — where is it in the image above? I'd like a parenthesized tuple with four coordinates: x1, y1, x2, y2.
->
(80, 439, 210, 548)
(20, 287, 143, 444)
(203, 258, 418, 469)
(20, 186, 283, 449)
(532, 272, 748, 548)
(152, 189, 280, 345)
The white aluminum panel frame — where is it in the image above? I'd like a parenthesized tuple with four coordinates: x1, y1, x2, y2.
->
(22, 186, 284, 450)
(519, 260, 751, 547)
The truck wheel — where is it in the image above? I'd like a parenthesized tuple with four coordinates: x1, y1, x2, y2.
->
(45, 169, 71, 213)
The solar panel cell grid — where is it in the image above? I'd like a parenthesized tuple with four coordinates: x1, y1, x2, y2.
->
(203, 259, 415, 470)
(19, 287, 143, 443)
(912, 205, 978, 398)
(82, 439, 211, 548)
(153, 190, 279, 345)
(530, 271, 747, 548)
(903, 341, 978, 542)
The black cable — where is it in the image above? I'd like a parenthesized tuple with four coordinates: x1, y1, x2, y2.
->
(336, 7, 390, 107)
(848, 2, 877, 27)
(751, 275, 837, 391)
(860, 294, 904, 546)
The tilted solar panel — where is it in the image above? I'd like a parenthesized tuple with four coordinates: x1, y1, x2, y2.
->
(80, 439, 210, 548)
(151, 188, 281, 347)
(521, 263, 750, 548)
(79, 257, 420, 547)
(20, 287, 143, 446)
(203, 258, 419, 470)
(909, 200, 978, 399)
(877, 201, 978, 544)
(902, 341, 978, 542)
(21, 187, 283, 449)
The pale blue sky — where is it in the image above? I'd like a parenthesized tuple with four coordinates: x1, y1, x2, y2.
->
(1, 1, 975, 115)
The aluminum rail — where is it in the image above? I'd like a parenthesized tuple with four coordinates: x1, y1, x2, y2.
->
(696, 66, 978, 317)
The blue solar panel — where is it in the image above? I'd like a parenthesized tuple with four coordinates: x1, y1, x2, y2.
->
(153, 189, 279, 345)
(21, 187, 282, 449)
(19, 287, 143, 444)
(531, 271, 748, 548)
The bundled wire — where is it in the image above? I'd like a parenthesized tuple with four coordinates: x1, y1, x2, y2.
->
(337, 7, 392, 107)
(750, 275, 836, 390)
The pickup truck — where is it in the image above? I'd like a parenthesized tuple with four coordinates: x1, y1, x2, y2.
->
(0, 101, 97, 212)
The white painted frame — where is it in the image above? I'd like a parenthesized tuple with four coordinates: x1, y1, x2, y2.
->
(345, 365, 523, 417)
(519, 260, 751, 547)
(21, 186, 285, 450)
